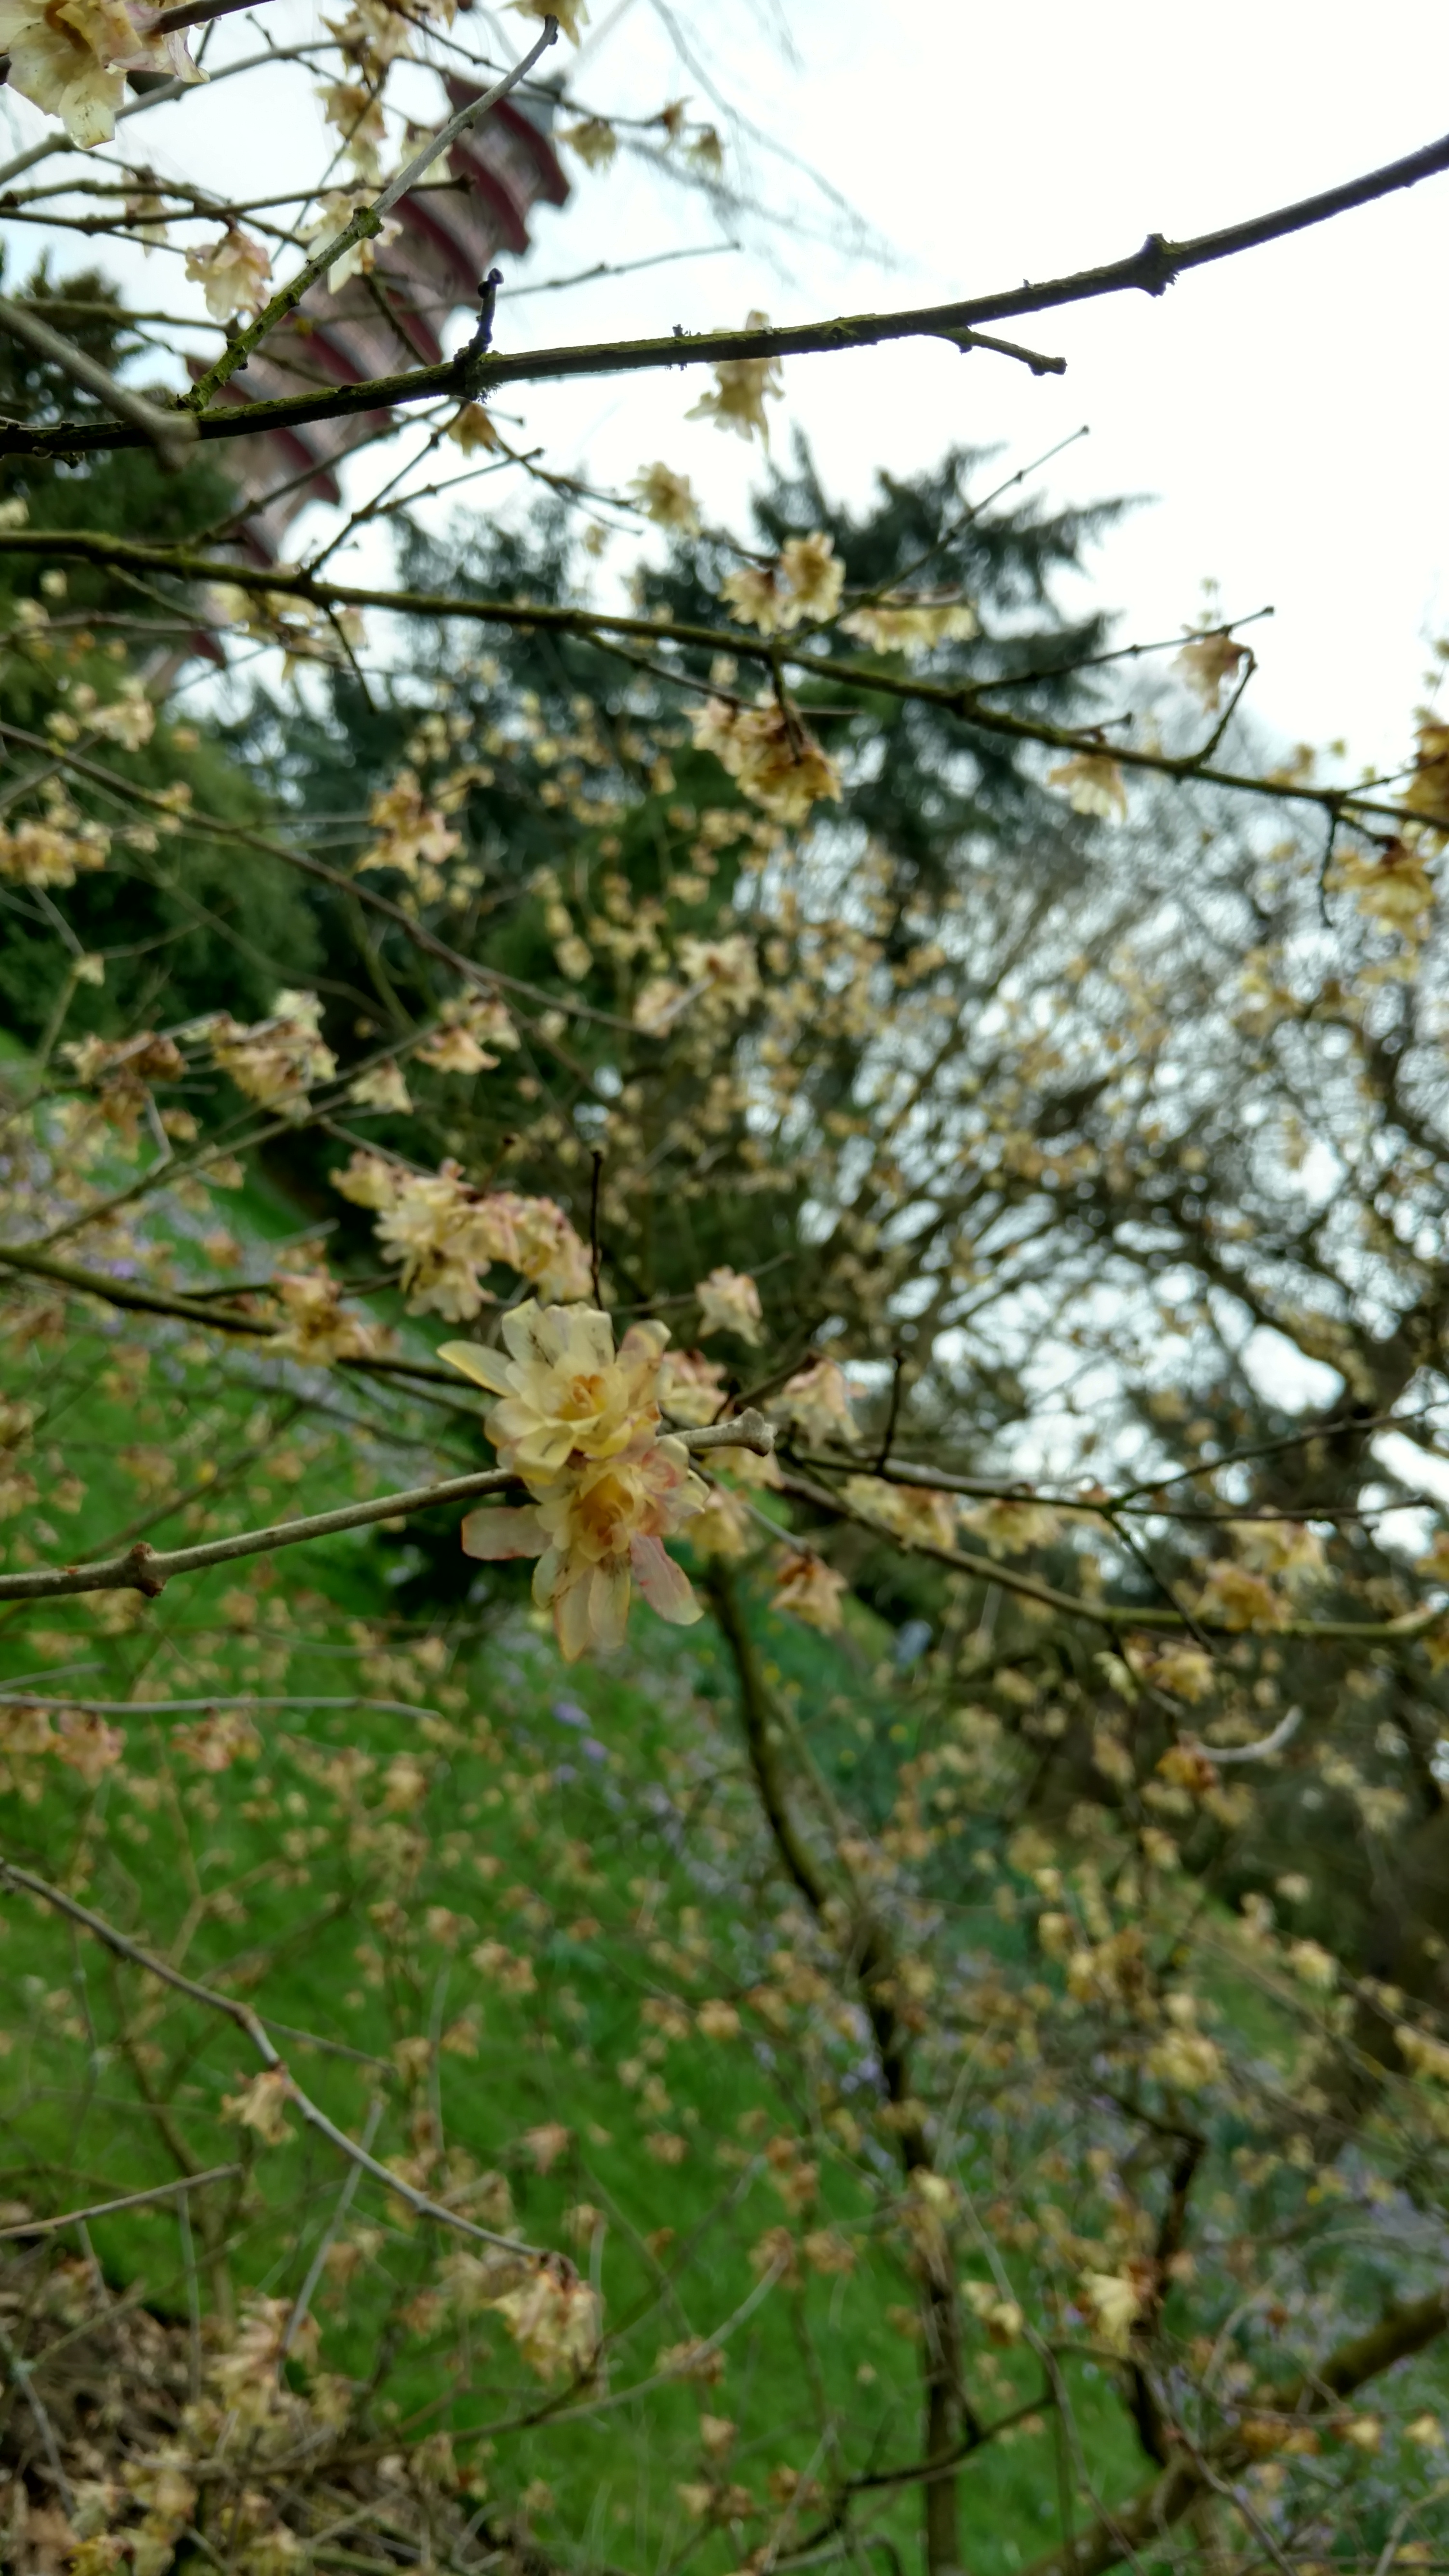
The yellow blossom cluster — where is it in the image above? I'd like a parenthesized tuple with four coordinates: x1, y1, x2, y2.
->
(0, 813, 109, 886)
(185, 226, 272, 322)
(721, 534, 843, 635)
(772, 1548, 848, 1631)
(1175, 629, 1248, 711)
(696, 1266, 763, 1344)
(208, 991, 337, 1116)
(1331, 839, 1436, 936)
(442, 1302, 709, 1661)
(630, 462, 700, 531)
(634, 933, 761, 1033)
(691, 696, 841, 826)
(61, 1028, 184, 1146)
(357, 768, 463, 894)
(415, 992, 519, 1074)
(315, 77, 388, 182)
(780, 1356, 858, 1447)
(333, 1150, 591, 1316)
(842, 1475, 959, 1551)
(657, 1349, 726, 1424)
(302, 188, 403, 289)
(840, 593, 978, 656)
(268, 1269, 384, 1367)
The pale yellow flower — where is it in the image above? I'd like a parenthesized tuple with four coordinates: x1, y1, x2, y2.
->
(357, 768, 461, 880)
(301, 188, 402, 289)
(773, 1548, 847, 1632)
(1395, 2023, 1449, 2084)
(441, 1300, 666, 1478)
(842, 1475, 956, 1550)
(87, 675, 154, 750)
(721, 532, 842, 635)
(415, 995, 515, 1075)
(676, 933, 759, 1011)
(448, 403, 500, 455)
(315, 77, 388, 182)
(349, 1059, 413, 1114)
(268, 1270, 380, 1367)
(221, 2067, 295, 2146)
(560, 114, 615, 168)
(491, 2263, 600, 2382)
(696, 1265, 763, 1345)
(1175, 630, 1247, 711)
(331, 1146, 401, 1210)
(686, 1486, 754, 1560)
(0, 0, 201, 146)
(961, 1497, 1060, 1559)
(1405, 718, 1449, 833)
(630, 461, 699, 531)
(1333, 840, 1434, 931)
(841, 594, 978, 655)
(185, 227, 272, 322)
(658, 1349, 726, 1426)
(460, 1431, 706, 1662)
(781, 1355, 857, 1447)
(210, 990, 335, 1114)
(0, 818, 108, 886)
(690, 695, 840, 826)
(1049, 751, 1127, 822)
(687, 312, 782, 444)
(1079, 2269, 1147, 2352)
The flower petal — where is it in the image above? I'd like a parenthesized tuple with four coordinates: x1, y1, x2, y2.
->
(439, 1340, 512, 1395)
(460, 1505, 546, 1560)
(590, 1559, 631, 1653)
(631, 1533, 702, 1626)
(555, 1569, 594, 1664)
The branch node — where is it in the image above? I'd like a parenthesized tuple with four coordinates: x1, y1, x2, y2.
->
(453, 266, 504, 397)
(1136, 231, 1180, 295)
(123, 1541, 166, 1598)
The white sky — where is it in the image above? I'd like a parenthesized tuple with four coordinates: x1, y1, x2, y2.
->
(2, 0, 1448, 764)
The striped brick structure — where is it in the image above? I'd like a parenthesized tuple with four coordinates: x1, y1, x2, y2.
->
(208, 83, 568, 561)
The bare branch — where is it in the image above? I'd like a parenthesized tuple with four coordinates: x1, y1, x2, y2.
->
(0, 546, 1426, 833)
(0, 1856, 550, 2256)
(1015, 2281, 1449, 2576)
(186, 15, 560, 411)
(6, 128, 1447, 464)
(0, 1420, 778, 1602)
(0, 291, 197, 474)
(0, 2168, 241, 2241)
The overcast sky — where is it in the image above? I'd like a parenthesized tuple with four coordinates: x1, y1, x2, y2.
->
(3, 0, 1447, 765)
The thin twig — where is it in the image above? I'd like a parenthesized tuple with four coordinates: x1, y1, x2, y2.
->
(186, 16, 559, 410)
(282, 2096, 383, 2357)
(0, 2167, 240, 2241)
(0, 1416, 774, 1602)
(0, 1856, 545, 2259)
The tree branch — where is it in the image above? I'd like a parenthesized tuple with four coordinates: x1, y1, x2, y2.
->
(0, 1419, 775, 1601)
(5, 127, 1447, 463)
(186, 15, 559, 410)
(0, 541, 1426, 833)
(0, 2167, 241, 2240)
(0, 292, 197, 474)
(0, 1856, 546, 2257)
(1016, 2279, 1449, 2576)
